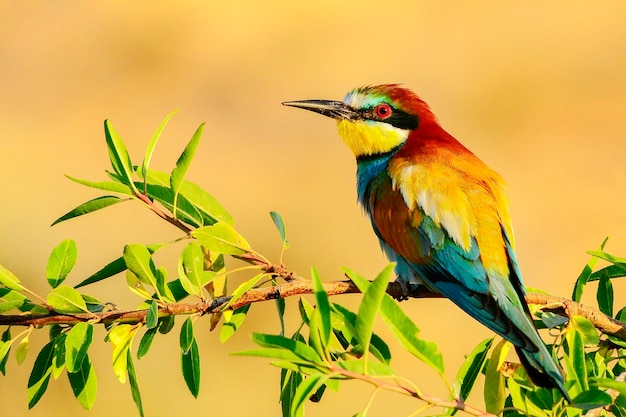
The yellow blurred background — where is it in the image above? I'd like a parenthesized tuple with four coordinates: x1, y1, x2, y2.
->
(1, 1, 625, 416)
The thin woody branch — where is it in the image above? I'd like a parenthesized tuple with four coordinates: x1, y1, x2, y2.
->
(1, 276, 625, 345)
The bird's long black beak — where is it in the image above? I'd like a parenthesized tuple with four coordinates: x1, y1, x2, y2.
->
(281, 99, 360, 121)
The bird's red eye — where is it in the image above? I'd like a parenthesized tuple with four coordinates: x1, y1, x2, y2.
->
(375, 104, 392, 119)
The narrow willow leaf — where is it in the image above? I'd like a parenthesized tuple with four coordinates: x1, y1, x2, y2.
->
(154, 267, 175, 303)
(571, 315, 599, 347)
(141, 183, 204, 227)
(281, 369, 303, 417)
(49, 334, 65, 380)
(158, 316, 175, 335)
(565, 326, 587, 392)
(142, 110, 179, 193)
(27, 341, 55, 409)
(572, 238, 608, 302)
(123, 244, 157, 288)
(276, 296, 286, 337)
(0, 264, 23, 291)
(140, 169, 233, 225)
(337, 359, 395, 377)
(137, 328, 157, 360)
(0, 328, 12, 375)
(484, 339, 510, 414)
(65, 175, 133, 195)
(75, 256, 127, 288)
(589, 264, 626, 281)
(65, 323, 94, 373)
(104, 119, 137, 192)
(270, 211, 289, 249)
(178, 242, 207, 297)
(192, 223, 251, 256)
(251, 333, 322, 365)
(597, 271, 614, 316)
(46, 239, 78, 288)
(570, 389, 613, 411)
(591, 378, 626, 396)
(220, 304, 251, 343)
(354, 264, 392, 356)
(311, 268, 331, 347)
(52, 196, 126, 226)
(291, 373, 329, 417)
(126, 271, 152, 300)
(221, 273, 265, 310)
(108, 324, 136, 383)
(171, 123, 204, 219)
(47, 285, 89, 313)
(232, 347, 305, 363)
(587, 249, 626, 265)
(181, 338, 201, 398)
(347, 268, 444, 374)
(145, 300, 159, 329)
(15, 334, 29, 365)
(452, 338, 494, 403)
(180, 317, 195, 353)
(127, 350, 145, 417)
(67, 354, 97, 410)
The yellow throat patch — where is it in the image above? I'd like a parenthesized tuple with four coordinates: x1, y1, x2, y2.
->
(336, 119, 408, 157)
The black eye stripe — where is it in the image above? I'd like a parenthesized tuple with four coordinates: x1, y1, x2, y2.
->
(362, 105, 419, 130)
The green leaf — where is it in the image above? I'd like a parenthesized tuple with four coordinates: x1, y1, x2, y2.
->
(65, 323, 94, 373)
(65, 175, 133, 195)
(337, 359, 395, 377)
(572, 238, 608, 302)
(108, 324, 136, 383)
(565, 324, 587, 392)
(67, 354, 97, 410)
(0, 328, 12, 375)
(171, 123, 204, 219)
(251, 333, 323, 365)
(484, 338, 510, 414)
(178, 242, 213, 297)
(452, 337, 494, 403)
(127, 350, 145, 417)
(141, 183, 205, 227)
(233, 347, 305, 363)
(75, 256, 127, 288)
(158, 315, 175, 335)
(51, 334, 66, 379)
(346, 267, 444, 374)
(597, 271, 614, 316)
(180, 317, 195, 353)
(192, 223, 251, 256)
(291, 373, 329, 417)
(145, 300, 159, 329)
(591, 378, 626, 396)
(587, 249, 626, 265)
(104, 119, 137, 192)
(123, 244, 157, 288)
(181, 338, 201, 398)
(311, 268, 331, 348)
(0, 291, 25, 313)
(0, 264, 23, 291)
(141, 110, 179, 194)
(27, 341, 55, 408)
(270, 211, 289, 249)
(354, 264, 392, 356)
(137, 328, 157, 360)
(140, 169, 233, 225)
(570, 389, 613, 410)
(220, 304, 251, 343)
(589, 264, 626, 281)
(46, 239, 78, 288)
(571, 315, 599, 347)
(221, 273, 265, 310)
(276, 295, 286, 337)
(281, 369, 303, 417)
(154, 267, 175, 303)
(15, 334, 29, 365)
(52, 196, 126, 226)
(47, 285, 89, 313)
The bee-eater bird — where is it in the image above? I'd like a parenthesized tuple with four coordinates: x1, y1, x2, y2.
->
(282, 84, 568, 399)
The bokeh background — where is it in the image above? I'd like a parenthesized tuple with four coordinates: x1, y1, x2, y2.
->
(1, 1, 625, 416)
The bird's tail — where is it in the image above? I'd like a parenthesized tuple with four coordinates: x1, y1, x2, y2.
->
(515, 345, 571, 402)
